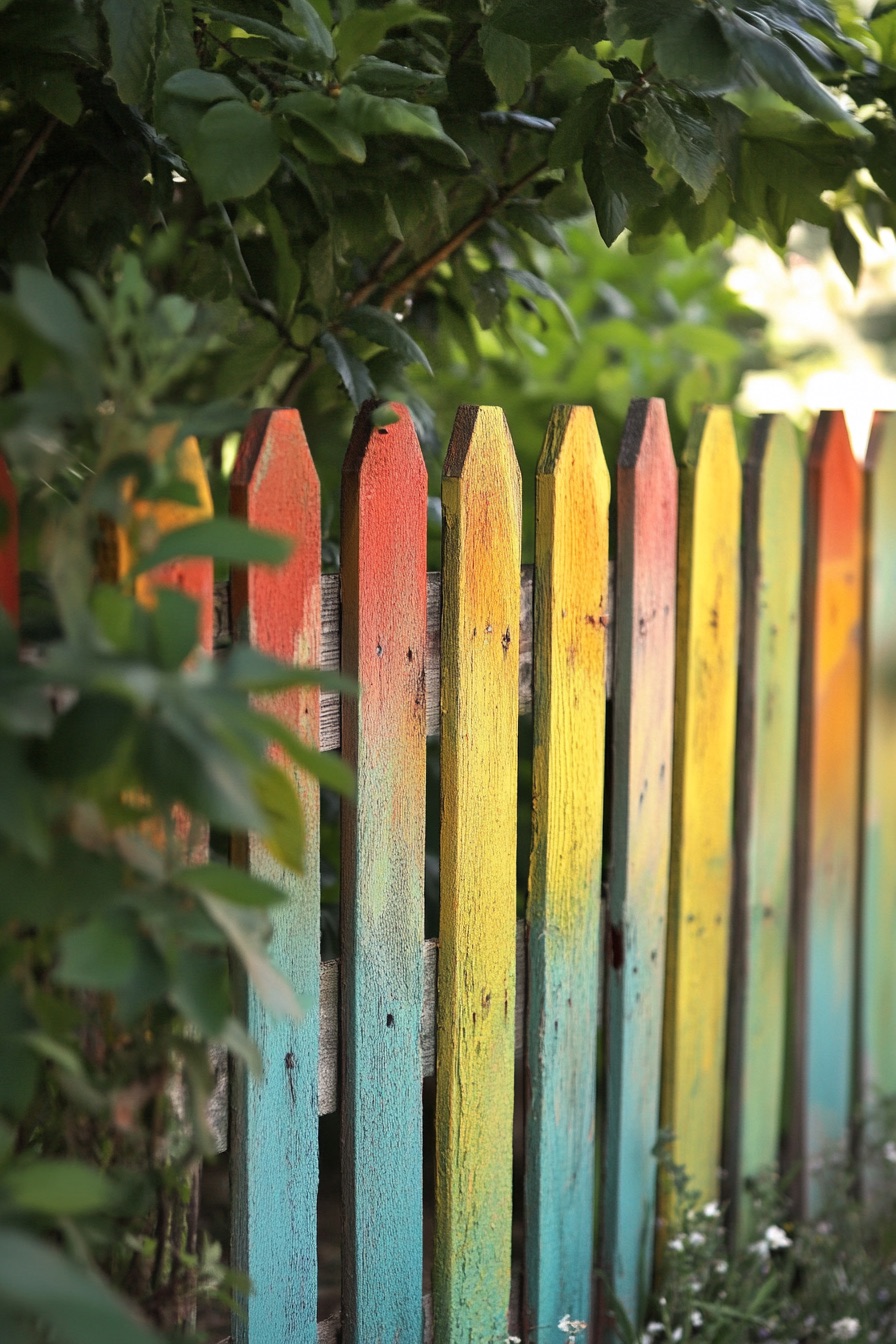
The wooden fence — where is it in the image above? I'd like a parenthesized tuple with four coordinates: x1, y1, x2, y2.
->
(3, 398, 895, 1344)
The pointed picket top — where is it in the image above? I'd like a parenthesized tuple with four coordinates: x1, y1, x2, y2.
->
(791, 409, 864, 1217)
(859, 412, 896, 1198)
(726, 415, 802, 1237)
(661, 404, 741, 1217)
(602, 398, 677, 1326)
(134, 429, 214, 652)
(340, 402, 428, 1344)
(525, 405, 609, 1342)
(0, 454, 18, 626)
(436, 404, 521, 1344)
(229, 408, 322, 1344)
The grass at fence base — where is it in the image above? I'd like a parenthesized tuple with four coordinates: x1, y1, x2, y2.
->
(606, 1107, 896, 1344)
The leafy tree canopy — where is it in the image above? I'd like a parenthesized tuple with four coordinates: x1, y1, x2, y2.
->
(2, 0, 895, 429)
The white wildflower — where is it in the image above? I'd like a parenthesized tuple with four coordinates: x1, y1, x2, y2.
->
(764, 1224, 792, 1250)
(688, 1231, 706, 1247)
(749, 1238, 770, 1261)
(506, 1337, 522, 1343)
(668, 1236, 685, 1252)
(672, 1329, 683, 1343)
(884, 1140, 896, 1164)
(702, 1201, 721, 1218)
(830, 1319, 860, 1340)
(713, 1259, 728, 1275)
(645, 1326, 665, 1337)
(691, 1310, 703, 1328)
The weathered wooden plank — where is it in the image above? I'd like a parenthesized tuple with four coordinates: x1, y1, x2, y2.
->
(340, 403, 428, 1344)
(229, 409, 321, 1344)
(523, 406, 609, 1341)
(435, 406, 521, 1344)
(859, 414, 896, 1188)
(0, 454, 18, 625)
(725, 416, 802, 1236)
(602, 399, 678, 1324)
(660, 405, 741, 1213)
(790, 411, 864, 1217)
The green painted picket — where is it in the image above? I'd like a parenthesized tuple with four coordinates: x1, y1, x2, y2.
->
(2, 393, 892, 1343)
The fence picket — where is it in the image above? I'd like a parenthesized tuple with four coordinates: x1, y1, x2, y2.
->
(229, 409, 321, 1344)
(660, 406, 741, 1213)
(0, 454, 18, 624)
(859, 414, 896, 1179)
(602, 399, 678, 1324)
(790, 411, 864, 1216)
(524, 405, 609, 1341)
(725, 415, 802, 1235)
(435, 406, 521, 1344)
(340, 403, 428, 1344)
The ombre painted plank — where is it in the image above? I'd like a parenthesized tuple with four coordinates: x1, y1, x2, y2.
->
(0, 455, 18, 624)
(524, 406, 610, 1342)
(791, 411, 864, 1217)
(725, 416, 802, 1236)
(229, 409, 321, 1344)
(435, 406, 521, 1344)
(660, 406, 741, 1212)
(340, 403, 428, 1344)
(603, 399, 677, 1324)
(860, 413, 896, 1144)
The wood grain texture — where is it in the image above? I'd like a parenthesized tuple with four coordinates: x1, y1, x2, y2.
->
(725, 416, 802, 1237)
(859, 414, 896, 1188)
(523, 406, 609, 1341)
(790, 411, 864, 1217)
(340, 403, 428, 1344)
(435, 406, 521, 1344)
(602, 399, 678, 1325)
(0, 454, 18, 624)
(660, 405, 741, 1213)
(229, 409, 321, 1344)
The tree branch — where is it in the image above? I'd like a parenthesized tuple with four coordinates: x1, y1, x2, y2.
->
(0, 116, 58, 219)
(377, 161, 548, 311)
(345, 240, 405, 310)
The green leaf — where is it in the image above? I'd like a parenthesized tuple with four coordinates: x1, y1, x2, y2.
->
(0, 1227, 162, 1344)
(583, 135, 662, 246)
(32, 70, 82, 125)
(652, 10, 742, 93)
(168, 950, 230, 1035)
(718, 12, 873, 139)
(504, 268, 579, 336)
(187, 101, 280, 203)
(336, 86, 469, 165)
(161, 69, 247, 103)
(0, 735, 50, 863)
(200, 893, 303, 1016)
(176, 862, 289, 907)
(639, 95, 721, 202)
(55, 916, 141, 992)
(605, 0, 689, 44)
(343, 304, 433, 374)
(549, 79, 613, 168)
(150, 588, 200, 669)
(132, 518, 291, 575)
(343, 56, 446, 99)
(831, 212, 861, 286)
(285, 0, 336, 60)
(13, 267, 94, 360)
(246, 707, 356, 796)
(369, 402, 401, 427)
(336, 3, 446, 76)
(221, 644, 356, 695)
(479, 26, 532, 104)
(489, 0, 602, 45)
(320, 330, 376, 407)
(1, 1161, 117, 1216)
(102, 0, 161, 105)
(278, 91, 367, 162)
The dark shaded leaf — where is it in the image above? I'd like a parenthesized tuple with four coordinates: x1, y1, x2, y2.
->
(102, 0, 161, 105)
(831, 212, 861, 286)
(320, 330, 376, 408)
(344, 304, 433, 373)
(187, 101, 280, 203)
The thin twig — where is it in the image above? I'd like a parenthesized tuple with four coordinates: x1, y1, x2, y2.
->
(0, 116, 58, 218)
(345, 239, 406, 310)
(278, 352, 314, 406)
(378, 161, 547, 311)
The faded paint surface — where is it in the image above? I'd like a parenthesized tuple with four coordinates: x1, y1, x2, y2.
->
(230, 409, 321, 1344)
(792, 412, 863, 1217)
(340, 403, 428, 1344)
(435, 406, 521, 1344)
(661, 406, 741, 1212)
(726, 416, 802, 1237)
(0, 454, 18, 625)
(603, 399, 677, 1323)
(860, 415, 896, 1173)
(524, 405, 609, 1341)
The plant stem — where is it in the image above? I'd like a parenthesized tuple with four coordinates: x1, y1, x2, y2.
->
(0, 116, 58, 218)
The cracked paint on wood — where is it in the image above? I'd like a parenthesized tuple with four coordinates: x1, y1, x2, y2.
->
(229, 409, 321, 1344)
(435, 405, 521, 1344)
(661, 405, 741, 1215)
(524, 405, 609, 1342)
(340, 403, 428, 1344)
(791, 411, 864, 1218)
(602, 398, 677, 1325)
